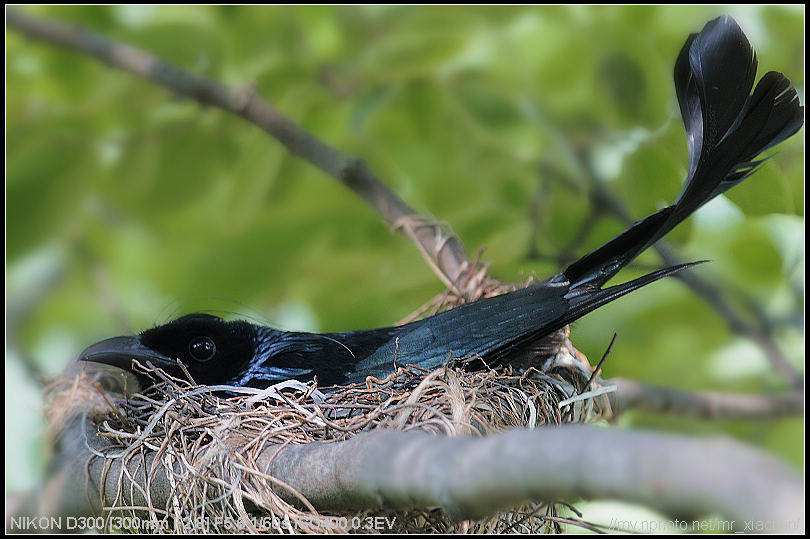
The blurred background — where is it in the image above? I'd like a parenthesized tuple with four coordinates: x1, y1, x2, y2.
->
(6, 4, 804, 518)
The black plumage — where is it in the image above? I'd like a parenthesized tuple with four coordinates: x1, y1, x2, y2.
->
(79, 16, 803, 391)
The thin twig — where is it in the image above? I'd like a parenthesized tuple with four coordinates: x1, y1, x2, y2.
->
(583, 333, 617, 392)
(608, 377, 804, 420)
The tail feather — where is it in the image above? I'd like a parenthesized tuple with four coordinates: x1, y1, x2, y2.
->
(488, 262, 705, 365)
(562, 207, 673, 289)
(561, 16, 803, 291)
(562, 261, 706, 328)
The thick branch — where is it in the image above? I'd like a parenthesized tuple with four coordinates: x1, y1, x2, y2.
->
(263, 428, 802, 527)
(609, 377, 804, 420)
(6, 8, 478, 296)
(26, 409, 803, 532)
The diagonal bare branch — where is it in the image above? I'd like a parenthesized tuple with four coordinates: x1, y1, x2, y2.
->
(6, 7, 482, 299)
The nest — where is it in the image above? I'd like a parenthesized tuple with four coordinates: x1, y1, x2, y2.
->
(45, 284, 616, 534)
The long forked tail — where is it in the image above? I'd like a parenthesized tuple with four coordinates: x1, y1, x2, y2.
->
(561, 16, 803, 291)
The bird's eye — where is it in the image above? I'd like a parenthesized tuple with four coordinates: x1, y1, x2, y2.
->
(189, 336, 216, 362)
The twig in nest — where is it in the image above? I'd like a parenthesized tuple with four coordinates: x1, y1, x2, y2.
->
(583, 332, 618, 393)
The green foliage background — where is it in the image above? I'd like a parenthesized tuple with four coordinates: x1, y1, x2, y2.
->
(6, 4, 804, 511)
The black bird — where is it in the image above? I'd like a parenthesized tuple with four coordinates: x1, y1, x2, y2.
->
(80, 17, 803, 390)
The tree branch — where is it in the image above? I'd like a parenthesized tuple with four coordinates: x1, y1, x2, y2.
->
(23, 407, 803, 532)
(6, 8, 481, 298)
(263, 427, 802, 528)
(608, 377, 804, 420)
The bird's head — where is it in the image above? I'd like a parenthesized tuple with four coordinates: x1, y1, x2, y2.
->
(79, 313, 260, 389)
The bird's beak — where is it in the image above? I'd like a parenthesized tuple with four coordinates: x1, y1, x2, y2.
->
(79, 335, 176, 372)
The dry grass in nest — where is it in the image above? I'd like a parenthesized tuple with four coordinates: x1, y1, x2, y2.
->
(45, 282, 616, 533)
